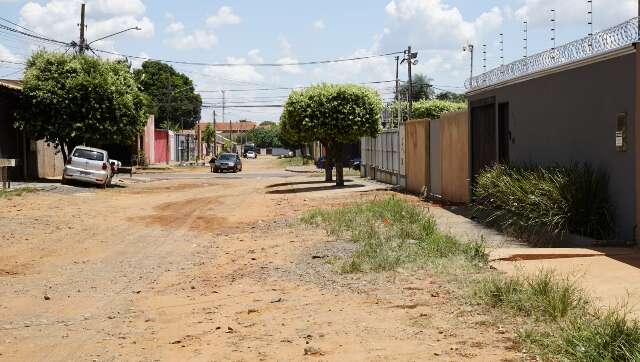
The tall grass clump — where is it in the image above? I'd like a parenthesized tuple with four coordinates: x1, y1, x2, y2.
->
(474, 163, 614, 240)
(474, 271, 640, 361)
(301, 197, 487, 273)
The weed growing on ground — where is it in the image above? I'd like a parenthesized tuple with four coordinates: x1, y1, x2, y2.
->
(0, 187, 36, 198)
(301, 197, 487, 273)
(474, 271, 640, 361)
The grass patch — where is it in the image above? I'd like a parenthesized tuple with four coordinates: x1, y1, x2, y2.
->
(474, 271, 640, 360)
(0, 187, 36, 198)
(279, 156, 310, 167)
(474, 163, 615, 240)
(301, 197, 487, 273)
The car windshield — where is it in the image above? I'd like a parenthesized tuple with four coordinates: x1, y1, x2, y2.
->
(73, 148, 104, 161)
(219, 154, 235, 161)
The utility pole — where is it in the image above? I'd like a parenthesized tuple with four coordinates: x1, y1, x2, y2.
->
(523, 21, 528, 58)
(394, 56, 400, 102)
(78, 3, 86, 54)
(463, 44, 474, 81)
(213, 110, 217, 157)
(482, 44, 487, 73)
(401, 46, 418, 121)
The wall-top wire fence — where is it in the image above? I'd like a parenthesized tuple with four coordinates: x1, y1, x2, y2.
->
(466, 17, 639, 91)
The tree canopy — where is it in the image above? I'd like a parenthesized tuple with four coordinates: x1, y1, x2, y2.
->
(436, 91, 466, 103)
(258, 120, 276, 127)
(280, 83, 382, 185)
(399, 73, 434, 102)
(245, 126, 281, 148)
(202, 124, 216, 156)
(134, 61, 202, 130)
(16, 51, 148, 161)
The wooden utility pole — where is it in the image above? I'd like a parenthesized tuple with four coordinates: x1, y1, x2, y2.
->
(213, 110, 217, 157)
(79, 3, 86, 54)
(402, 46, 417, 121)
(395, 56, 400, 102)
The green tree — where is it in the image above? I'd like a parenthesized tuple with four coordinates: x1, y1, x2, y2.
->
(436, 91, 466, 103)
(202, 124, 216, 156)
(281, 84, 382, 186)
(258, 120, 276, 127)
(134, 61, 202, 130)
(16, 51, 148, 162)
(245, 126, 281, 148)
(399, 73, 434, 101)
(386, 99, 466, 122)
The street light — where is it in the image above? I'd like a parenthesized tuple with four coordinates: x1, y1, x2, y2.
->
(462, 44, 474, 82)
(88, 26, 141, 46)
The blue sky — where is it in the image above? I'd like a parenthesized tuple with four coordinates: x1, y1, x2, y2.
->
(0, 0, 636, 122)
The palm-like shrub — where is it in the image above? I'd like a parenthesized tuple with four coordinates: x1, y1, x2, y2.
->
(474, 164, 614, 240)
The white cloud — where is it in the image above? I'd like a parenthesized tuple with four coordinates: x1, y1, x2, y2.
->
(515, 0, 635, 29)
(248, 49, 263, 63)
(165, 30, 217, 50)
(92, 0, 145, 16)
(206, 6, 241, 28)
(382, 0, 503, 49)
(0, 43, 22, 62)
(276, 57, 303, 74)
(19, 0, 154, 46)
(313, 19, 325, 30)
(164, 12, 184, 33)
(200, 56, 264, 89)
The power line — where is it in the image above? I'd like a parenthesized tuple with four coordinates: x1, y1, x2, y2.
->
(92, 48, 404, 68)
(0, 59, 25, 65)
(0, 23, 69, 46)
(197, 79, 398, 93)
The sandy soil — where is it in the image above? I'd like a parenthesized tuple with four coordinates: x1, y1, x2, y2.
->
(0, 157, 523, 361)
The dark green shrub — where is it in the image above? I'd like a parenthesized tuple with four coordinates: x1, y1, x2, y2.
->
(474, 163, 614, 240)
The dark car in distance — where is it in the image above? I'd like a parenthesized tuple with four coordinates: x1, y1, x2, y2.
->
(213, 153, 242, 173)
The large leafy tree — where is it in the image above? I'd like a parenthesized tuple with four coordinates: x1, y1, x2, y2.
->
(245, 126, 281, 148)
(134, 61, 202, 130)
(399, 73, 434, 101)
(281, 84, 382, 186)
(16, 51, 148, 162)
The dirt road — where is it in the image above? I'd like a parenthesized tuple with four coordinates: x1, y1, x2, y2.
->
(0, 157, 520, 361)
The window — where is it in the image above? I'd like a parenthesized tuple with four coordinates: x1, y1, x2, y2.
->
(73, 148, 105, 161)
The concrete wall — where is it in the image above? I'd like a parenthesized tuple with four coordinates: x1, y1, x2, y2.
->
(429, 119, 442, 196)
(469, 52, 636, 239)
(440, 111, 470, 203)
(404, 119, 429, 194)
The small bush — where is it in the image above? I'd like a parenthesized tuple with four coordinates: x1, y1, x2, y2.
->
(474, 163, 615, 240)
(302, 197, 487, 273)
(474, 270, 588, 321)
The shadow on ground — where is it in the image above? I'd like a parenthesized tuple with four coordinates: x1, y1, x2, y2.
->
(266, 183, 365, 194)
(265, 179, 353, 189)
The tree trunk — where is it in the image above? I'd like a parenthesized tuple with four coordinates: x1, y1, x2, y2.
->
(335, 143, 344, 186)
(60, 141, 69, 164)
(323, 142, 332, 182)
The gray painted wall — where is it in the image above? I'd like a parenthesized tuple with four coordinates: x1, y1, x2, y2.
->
(469, 52, 636, 240)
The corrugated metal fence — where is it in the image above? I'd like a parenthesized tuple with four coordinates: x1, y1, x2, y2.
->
(361, 126, 405, 186)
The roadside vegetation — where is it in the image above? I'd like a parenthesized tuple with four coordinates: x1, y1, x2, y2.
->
(303, 197, 640, 360)
(0, 187, 36, 198)
(474, 163, 615, 241)
(474, 271, 640, 361)
(301, 197, 486, 273)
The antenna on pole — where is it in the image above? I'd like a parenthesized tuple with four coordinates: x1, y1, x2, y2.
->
(499, 33, 504, 66)
(523, 20, 528, 58)
(587, 0, 593, 49)
(482, 44, 487, 73)
(550, 9, 556, 50)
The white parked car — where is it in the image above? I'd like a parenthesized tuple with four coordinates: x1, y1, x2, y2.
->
(246, 151, 257, 159)
(62, 146, 113, 188)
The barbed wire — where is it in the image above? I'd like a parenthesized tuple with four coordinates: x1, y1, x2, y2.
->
(466, 17, 639, 90)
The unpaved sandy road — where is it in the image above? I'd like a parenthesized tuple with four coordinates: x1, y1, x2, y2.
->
(0, 157, 522, 361)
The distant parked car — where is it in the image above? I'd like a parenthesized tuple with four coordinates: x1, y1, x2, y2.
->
(245, 151, 257, 159)
(62, 146, 113, 188)
(350, 157, 362, 171)
(213, 153, 242, 173)
(110, 159, 122, 173)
